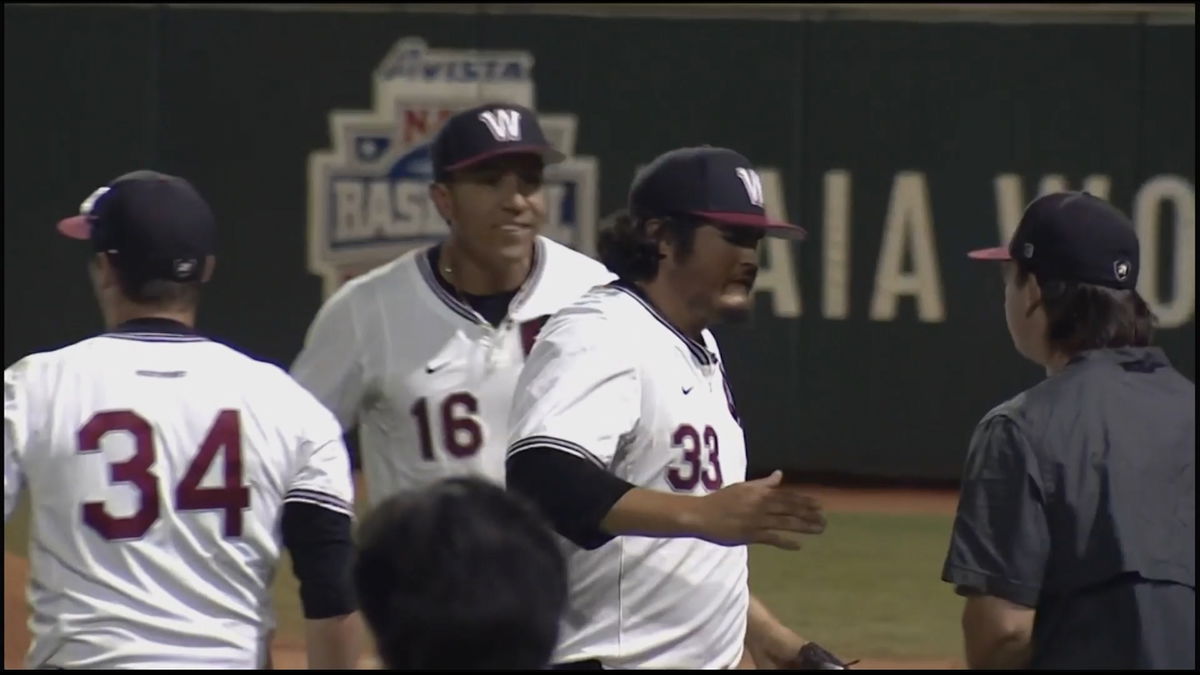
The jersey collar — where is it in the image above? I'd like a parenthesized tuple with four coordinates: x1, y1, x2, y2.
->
(609, 279, 717, 366)
(102, 317, 206, 342)
(417, 237, 547, 326)
(112, 317, 199, 335)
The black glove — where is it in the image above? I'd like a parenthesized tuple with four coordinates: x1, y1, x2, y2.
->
(786, 642, 859, 670)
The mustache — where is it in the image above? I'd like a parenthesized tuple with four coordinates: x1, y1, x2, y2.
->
(731, 265, 759, 286)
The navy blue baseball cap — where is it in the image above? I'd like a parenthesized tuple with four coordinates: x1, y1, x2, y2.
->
(57, 170, 216, 283)
(628, 146, 806, 240)
(968, 191, 1139, 290)
(430, 102, 565, 178)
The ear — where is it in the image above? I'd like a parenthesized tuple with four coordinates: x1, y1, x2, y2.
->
(92, 253, 119, 291)
(643, 218, 670, 260)
(429, 182, 454, 224)
(1023, 273, 1045, 318)
(201, 255, 217, 283)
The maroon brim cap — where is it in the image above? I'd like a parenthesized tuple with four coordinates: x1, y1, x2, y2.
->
(57, 215, 92, 240)
(692, 210, 808, 241)
(967, 246, 1012, 260)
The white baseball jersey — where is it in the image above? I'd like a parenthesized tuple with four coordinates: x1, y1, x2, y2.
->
(291, 236, 614, 507)
(507, 282, 750, 670)
(3, 326, 355, 669)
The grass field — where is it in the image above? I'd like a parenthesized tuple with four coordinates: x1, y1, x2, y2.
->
(4, 487, 966, 668)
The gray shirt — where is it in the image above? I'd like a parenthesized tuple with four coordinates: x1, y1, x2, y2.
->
(942, 346, 1195, 669)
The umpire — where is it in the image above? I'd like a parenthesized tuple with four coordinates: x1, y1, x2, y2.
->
(942, 191, 1195, 669)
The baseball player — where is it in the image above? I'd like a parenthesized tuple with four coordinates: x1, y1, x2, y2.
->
(290, 102, 614, 507)
(3, 171, 361, 669)
(944, 192, 1194, 669)
(506, 147, 850, 669)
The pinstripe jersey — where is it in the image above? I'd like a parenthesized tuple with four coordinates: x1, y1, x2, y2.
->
(506, 281, 749, 669)
(3, 320, 354, 668)
(291, 236, 614, 506)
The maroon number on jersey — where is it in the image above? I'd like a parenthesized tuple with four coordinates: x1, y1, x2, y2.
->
(78, 411, 161, 540)
(77, 409, 251, 540)
(666, 424, 724, 493)
(411, 392, 483, 460)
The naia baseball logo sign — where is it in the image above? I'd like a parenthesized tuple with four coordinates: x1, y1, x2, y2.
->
(306, 37, 600, 299)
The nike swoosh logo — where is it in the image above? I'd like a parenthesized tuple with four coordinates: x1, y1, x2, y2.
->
(681, 386, 693, 395)
(425, 363, 448, 374)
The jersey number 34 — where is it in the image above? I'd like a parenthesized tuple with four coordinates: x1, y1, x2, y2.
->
(78, 410, 250, 541)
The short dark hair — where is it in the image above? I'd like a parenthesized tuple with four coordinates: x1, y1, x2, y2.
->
(597, 211, 699, 281)
(102, 254, 202, 309)
(1016, 263, 1157, 354)
(353, 477, 567, 670)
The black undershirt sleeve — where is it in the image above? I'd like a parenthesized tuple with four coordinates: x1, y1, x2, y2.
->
(506, 446, 636, 550)
(281, 501, 358, 619)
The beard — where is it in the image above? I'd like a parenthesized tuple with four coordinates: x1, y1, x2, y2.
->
(716, 302, 754, 324)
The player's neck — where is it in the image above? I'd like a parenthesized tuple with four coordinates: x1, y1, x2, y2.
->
(637, 278, 707, 342)
(1042, 350, 1073, 377)
(441, 239, 533, 296)
(105, 299, 197, 331)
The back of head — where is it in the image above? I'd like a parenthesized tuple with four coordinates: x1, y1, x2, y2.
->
(353, 477, 567, 670)
(57, 170, 216, 309)
(970, 191, 1157, 355)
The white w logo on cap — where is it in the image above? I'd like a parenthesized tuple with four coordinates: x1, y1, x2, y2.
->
(478, 109, 522, 142)
(735, 168, 764, 208)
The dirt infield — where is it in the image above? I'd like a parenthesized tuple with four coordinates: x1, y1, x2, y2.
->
(5, 552, 30, 670)
(4, 486, 961, 670)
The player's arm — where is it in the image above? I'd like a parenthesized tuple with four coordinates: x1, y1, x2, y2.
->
(742, 594, 853, 669)
(283, 411, 363, 669)
(744, 594, 806, 667)
(506, 316, 823, 550)
(290, 283, 369, 431)
(281, 500, 362, 669)
(4, 363, 30, 522)
(941, 415, 1044, 669)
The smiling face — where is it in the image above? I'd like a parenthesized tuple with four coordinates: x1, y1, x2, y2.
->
(429, 153, 547, 266)
(658, 220, 764, 324)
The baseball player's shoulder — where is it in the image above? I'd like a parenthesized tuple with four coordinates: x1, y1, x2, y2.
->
(537, 283, 641, 353)
(213, 347, 343, 432)
(5, 336, 117, 387)
(536, 236, 617, 288)
(325, 248, 426, 305)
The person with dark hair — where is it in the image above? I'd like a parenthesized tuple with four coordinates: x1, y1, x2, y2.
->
(353, 476, 567, 670)
(291, 103, 613, 510)
(943, 191, 1195, 669)
(4, 171, 361, 668)
(506, 147, 850, 669)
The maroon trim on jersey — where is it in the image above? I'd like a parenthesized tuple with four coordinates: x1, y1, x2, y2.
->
(416, 238, 548, 326)
(103, 334, 208, 343)
(519, 315, 551, 356)
(719, 362, 742, 427)
(416, 249, 479, 324)
(285, 489, 354, 518)
(608, 280, 717, 366)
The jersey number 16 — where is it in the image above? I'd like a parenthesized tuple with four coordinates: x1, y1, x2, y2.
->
(410, 393, 483, 460)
